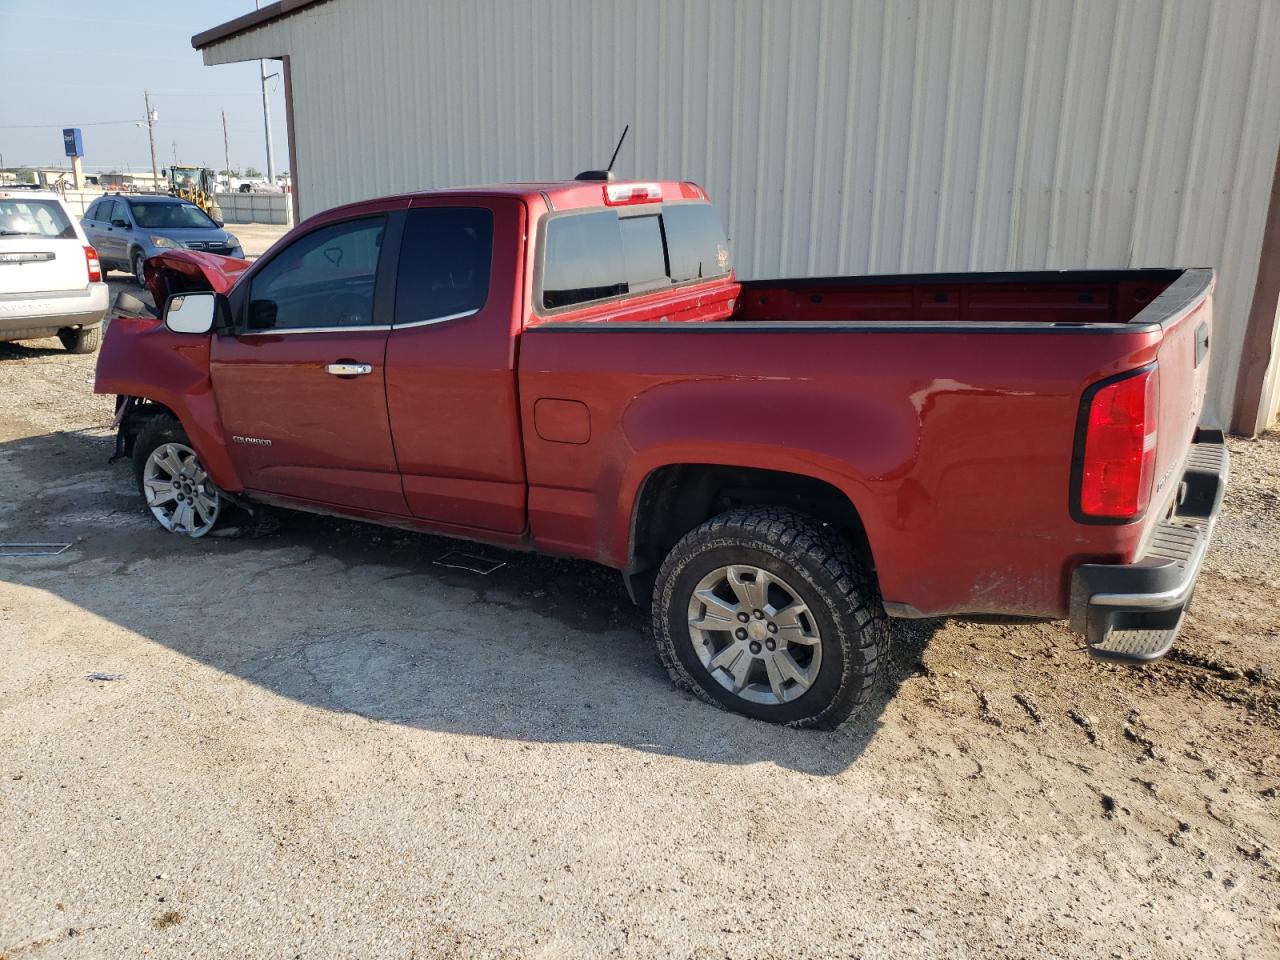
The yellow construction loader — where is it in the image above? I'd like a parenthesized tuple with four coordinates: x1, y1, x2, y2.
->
(165, 166, 223, 222)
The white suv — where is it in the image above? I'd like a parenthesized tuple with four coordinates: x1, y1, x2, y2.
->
(0, 190, 109, 353)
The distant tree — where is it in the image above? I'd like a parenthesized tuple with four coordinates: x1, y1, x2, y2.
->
(244, 166, 262, 178)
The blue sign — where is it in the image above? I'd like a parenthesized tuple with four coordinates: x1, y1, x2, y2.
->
(62, 128, 84, 158)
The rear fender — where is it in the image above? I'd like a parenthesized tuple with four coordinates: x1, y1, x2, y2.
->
(608, 382, 907, 572)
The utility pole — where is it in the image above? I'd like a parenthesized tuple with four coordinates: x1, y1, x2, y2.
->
(256, 1, 277, 186)
(260, 59, 277, 185)
(222, 110, 231, 182)
(143, 90, 159, 193)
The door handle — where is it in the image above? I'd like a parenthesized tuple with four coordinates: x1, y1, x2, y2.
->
(325, 362, 373, 376)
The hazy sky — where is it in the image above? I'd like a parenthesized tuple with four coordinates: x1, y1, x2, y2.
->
(0, 0, 289, 174)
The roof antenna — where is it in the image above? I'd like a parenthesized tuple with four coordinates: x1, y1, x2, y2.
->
(575, 124, 630, 182)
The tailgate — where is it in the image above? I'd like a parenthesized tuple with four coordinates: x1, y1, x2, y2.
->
(0, 195, 89, 295)
(0, 239, 90, 295)
(1147, 269, 1214, 521)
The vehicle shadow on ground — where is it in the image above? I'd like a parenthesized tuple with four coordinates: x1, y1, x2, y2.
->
(0, 341, 65, 360)
(0, 428, 940, 775)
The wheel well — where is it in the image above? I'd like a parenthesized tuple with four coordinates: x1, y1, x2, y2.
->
(117, 397, 178, 458)
(625, 464, 874, 603)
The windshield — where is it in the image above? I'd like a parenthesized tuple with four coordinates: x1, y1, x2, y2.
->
(0, 198, 75, 238)
(129, 201, 215, 230)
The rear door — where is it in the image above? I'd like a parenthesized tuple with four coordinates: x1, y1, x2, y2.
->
(0, 194, 89, 295)
(98, 199, 132, 264)
(383, 197, 527, 532)
(81, 198, 106, 253)
(210, 208, 408, 515)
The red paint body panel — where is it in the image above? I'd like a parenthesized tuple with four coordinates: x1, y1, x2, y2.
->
(210, 328, 406, 514)
(94, 180, 1216, 622)
(517, 325, 1164, 617)
(143, 250, 249, 304)
(385, 196, 527, 532)
(94, 313, 243, 491)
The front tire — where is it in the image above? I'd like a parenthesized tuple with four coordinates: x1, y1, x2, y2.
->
(58, 326, 101, 354)
(133, 250, 147, 287)
(132, 415, 222, 537)
(652, 507, 888, 729)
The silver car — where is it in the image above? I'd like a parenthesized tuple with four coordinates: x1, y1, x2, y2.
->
(83, 194, 243, 286)
(0, 189, 109, 353)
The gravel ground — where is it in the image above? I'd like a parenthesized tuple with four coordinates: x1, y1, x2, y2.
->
(0, 309, 1276, 958)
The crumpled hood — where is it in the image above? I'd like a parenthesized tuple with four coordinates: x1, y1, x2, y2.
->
(143, 250, 250, 306)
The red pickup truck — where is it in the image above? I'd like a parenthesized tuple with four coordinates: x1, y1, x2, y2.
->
(95, 177, 1228, 728)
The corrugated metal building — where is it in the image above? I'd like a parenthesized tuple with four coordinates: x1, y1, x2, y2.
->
(195, 0, 1280, 434)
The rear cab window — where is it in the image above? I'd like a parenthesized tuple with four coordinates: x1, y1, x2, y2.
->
(538, 201, 731, 313)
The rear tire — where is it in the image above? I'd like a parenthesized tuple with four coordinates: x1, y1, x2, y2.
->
(652, 507, 888, 729)
(58, 326, 101, 354)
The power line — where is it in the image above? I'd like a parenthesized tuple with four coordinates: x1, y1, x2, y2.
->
(0, 120, 272, 131)
(0, 121, 144, 130)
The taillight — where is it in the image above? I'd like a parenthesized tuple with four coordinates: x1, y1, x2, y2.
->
(603, 181, 662, 205)
(84, 245, 102, 283)
(1076, 365, 1158, 521)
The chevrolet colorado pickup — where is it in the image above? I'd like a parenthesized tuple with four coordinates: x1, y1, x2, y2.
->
(95, 177, 1228, 728)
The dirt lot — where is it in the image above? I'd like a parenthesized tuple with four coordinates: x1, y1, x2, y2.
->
(0, 304, 1276, 957)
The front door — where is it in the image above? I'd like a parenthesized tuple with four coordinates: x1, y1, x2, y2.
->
(210, 212, 408, 516)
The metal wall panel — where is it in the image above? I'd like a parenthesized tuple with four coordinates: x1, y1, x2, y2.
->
(203, 0, 1280, 427)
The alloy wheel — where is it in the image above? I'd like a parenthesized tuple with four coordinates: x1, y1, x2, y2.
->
(686, 564, 822, 705)
(142, 442, 220, 537)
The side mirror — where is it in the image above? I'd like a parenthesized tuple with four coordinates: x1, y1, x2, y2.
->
(164, 292, 219, 335)
(212, 216, 224, 227)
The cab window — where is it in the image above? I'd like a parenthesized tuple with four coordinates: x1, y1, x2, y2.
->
(246, 216, 386, 331)
(540, 201, 731, 311)
(663, 203, 732, 282)
(394, 207, 493, 324)
(541, 210, 626, 309)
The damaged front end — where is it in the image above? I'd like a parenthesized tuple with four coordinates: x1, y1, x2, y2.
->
(96, 250, 250, 490)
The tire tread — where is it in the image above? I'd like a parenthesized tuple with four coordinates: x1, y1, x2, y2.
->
(652, 506, 888, 729)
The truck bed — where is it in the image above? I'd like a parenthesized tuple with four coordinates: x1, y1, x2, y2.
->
(519, 268, 1214, 620)
(733, 268, 1196, 328)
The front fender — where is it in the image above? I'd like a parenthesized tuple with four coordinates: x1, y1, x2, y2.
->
(94, 316, 242, 491)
